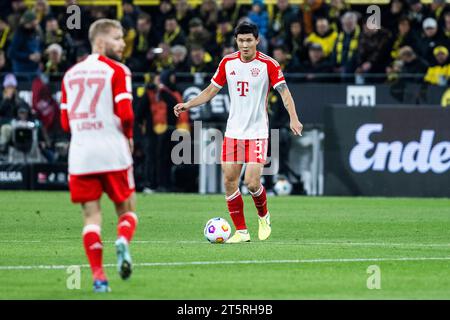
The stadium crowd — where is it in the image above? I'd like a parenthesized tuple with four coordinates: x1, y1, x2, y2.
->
(0, 0, 449, 191)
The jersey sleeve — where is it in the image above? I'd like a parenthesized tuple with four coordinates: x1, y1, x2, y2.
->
(112, 65, 133, 105)
(268, 59, 286, 89)
(60, 78, 70, 133)
(112, 64, 134, 139)
(211, 58, 227, 88)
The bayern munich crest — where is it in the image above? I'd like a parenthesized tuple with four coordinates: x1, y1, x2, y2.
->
(251, 68, 260, 77)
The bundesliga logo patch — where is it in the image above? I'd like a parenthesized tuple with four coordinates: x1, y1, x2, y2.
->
(251, 68, 260, 77)
(278, 70, 283, 79)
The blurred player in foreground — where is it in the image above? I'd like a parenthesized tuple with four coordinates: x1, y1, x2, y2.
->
(174, 22, 303, 243)
(60, 19, 137, 292)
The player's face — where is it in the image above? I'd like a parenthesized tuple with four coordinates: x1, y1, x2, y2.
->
(236, 33, 259, 60)
(104, 27, 125, 61)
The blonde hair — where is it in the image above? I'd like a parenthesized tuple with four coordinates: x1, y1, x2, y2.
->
(88, 19, 122, 44)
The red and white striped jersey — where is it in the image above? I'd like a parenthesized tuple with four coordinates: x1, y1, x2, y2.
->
(211, 51, 286, 139)
(60, 54, 134, 175)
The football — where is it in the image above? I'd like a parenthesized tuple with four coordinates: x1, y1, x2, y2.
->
(274, 179, 293, 196)
(204, 217, 231, 243)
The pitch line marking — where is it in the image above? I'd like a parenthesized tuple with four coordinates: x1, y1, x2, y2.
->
(0, 257, 450, 270)
(1, 239, 450, 248)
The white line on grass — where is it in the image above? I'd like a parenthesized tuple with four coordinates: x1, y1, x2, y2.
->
(0, 257, 449, 271)
(1, 239, 450, 248)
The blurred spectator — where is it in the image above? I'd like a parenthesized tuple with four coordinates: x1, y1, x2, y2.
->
(298, 43, 334, 82)
(150, 42, 173, 73)
(163, 16, 186, 47)
(331, 11, 360, 77)
(171, 45, 189, 73)
(44, 15, 74, 64)
(444, 11, 450, 39)
(137, 69, 189, 191)
(122, 0, 142, 29)
(284, 19, 306, 65)
(186, 18, 215, 54)
(175, 0, 194, 31)
(33, 0, 52, 30)
(430, 0, 450, 26)
(384, 0, 408, 32)
(7, 0, 27, 33)
(219, 0, 248, 27)
(154, 0, 176, 37)
(269, 0, 296, 48)
(89, 6, 110, 21)
(356, 19, 392, 78)
(0, 49, 10, 73)
(0, 17, 11, 53)
(272, 45, 299, 72)
(44, 43, 68, 80)
(248, 0, 269, 39)
(305, 17, 338, 58)
(300, 0, 328, 35)
(390, 16, 420, 61)
(196, 0, 219, 32)
(424, 46, 450, 86)
(127, 13, 160, 72)
(8, 10, 43, 82)
(75, 46, 89, 63)
(328, 0, 351, 32)
(121, 16, 137, 63)
(388, 46, 428, 82)
(406, 0, 430, 34)
(31, 74, 60, 135)
(418, 17, 449, 64)
(216, 16, 235, 52)
(388, 46, 428, 102)
(189, 44, 215, 74)
(222, 45, 237, 57)
(0, 73, 30, 152)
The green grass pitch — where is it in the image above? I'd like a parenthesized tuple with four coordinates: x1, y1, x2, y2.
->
(0, 191, 449, 299)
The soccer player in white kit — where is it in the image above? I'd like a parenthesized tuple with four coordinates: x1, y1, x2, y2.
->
(60, 19, 138, 292)
(174, 22, 303, 243)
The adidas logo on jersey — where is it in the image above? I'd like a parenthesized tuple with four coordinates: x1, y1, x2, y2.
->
(230, 71, 236, 75)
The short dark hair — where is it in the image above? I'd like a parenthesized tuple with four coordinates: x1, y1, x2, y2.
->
(234, 22, 259, 39)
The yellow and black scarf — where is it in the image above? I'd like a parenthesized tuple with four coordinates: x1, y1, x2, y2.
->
(336, 26, 360, 64)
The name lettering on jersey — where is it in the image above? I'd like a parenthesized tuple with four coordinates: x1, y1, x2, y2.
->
(237, 81, 249, 97)
(251, 68, 260, 77)
(76, 120, 104, 131)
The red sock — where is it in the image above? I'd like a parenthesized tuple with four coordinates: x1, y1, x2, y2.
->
(82, 225, 106, 281)
(250, 185, 268, 217)
(226, 189, 247, 230)
(117, 212, 138, 243)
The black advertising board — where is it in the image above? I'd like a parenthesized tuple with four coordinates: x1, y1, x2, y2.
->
(324, 106, 450, 197)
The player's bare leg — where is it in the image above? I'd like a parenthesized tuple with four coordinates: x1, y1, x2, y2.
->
(81, 201, 110, 292)
(223, 163, 250, 243)
(114, 192, 138, 280)
(245, 163, 271, 241)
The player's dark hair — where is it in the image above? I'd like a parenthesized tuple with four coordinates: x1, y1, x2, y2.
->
(234, 22, 259, 39)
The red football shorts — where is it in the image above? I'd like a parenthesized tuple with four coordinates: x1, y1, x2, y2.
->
(69, 167, 135, 204)
(222, 137, 268, 164)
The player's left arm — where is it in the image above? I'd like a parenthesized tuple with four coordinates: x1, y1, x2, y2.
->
(275, 83, 303, 136)
(112, 65, 134, 152)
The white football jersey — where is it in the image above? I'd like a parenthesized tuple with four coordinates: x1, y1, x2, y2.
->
(61, 54, 133, 175)
(211, 51, 286, 139)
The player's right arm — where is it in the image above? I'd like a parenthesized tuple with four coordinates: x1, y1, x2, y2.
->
(174, 56, 227, 117)
(173, 83, 220, 117)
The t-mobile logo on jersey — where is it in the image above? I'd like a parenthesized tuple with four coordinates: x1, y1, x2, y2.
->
(237, 81, 249, 97)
